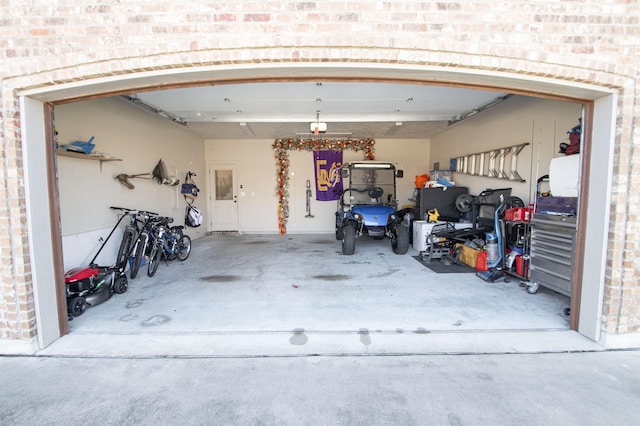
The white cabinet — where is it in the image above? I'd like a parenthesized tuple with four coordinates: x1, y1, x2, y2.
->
(412, 221, 473, 252)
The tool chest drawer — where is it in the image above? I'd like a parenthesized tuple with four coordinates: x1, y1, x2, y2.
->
(529, 213, 576, 297)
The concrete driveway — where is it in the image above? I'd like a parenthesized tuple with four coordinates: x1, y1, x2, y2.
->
(1, 350, 639, 425)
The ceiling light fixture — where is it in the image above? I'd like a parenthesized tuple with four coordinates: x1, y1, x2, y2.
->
(122, 95, 187, 126)
(448, 94, 514, 126)
(239, 122, 254, 136)
(296, 132, 352, 136)
(310, 110, 327, 136)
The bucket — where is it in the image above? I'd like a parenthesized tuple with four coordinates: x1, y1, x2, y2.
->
(516, 255, 529, 277)
(415, 174, 429, 188)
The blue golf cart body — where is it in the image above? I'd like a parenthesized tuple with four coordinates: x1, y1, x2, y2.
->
(335, 161, 409, 255)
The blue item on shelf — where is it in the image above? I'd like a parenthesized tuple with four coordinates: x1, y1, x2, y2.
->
(71, 136, 95, 154)
(437, 177, 454, 187)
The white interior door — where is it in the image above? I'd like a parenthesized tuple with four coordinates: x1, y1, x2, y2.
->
(208, 163, 239, 231)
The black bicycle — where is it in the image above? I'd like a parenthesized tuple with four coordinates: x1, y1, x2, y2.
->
(111, 207, 159, 278)
(147, 217, 192, 277)
(130, 214, 176, 279)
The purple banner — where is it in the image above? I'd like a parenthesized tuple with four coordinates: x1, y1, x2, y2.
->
(313, 150, 343, 201)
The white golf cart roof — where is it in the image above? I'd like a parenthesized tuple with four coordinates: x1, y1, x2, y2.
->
(342, 161, 399, 169)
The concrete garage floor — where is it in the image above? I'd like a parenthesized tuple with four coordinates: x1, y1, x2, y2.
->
(42, 234, 602, 357)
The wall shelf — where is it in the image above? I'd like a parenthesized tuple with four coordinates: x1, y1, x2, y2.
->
(57, 149, 122, 170)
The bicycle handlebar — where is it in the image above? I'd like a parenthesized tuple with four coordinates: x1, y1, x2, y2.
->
(110, 206, 159, 217)
(110, 206, 135, 213)
(156, 216, 174, 224)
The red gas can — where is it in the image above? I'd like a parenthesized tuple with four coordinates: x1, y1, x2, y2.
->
(476, 251, 489, 272)
(516, 255, 529, 277)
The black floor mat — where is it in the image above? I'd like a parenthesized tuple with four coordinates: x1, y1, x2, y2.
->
(412, 256, 476, 273)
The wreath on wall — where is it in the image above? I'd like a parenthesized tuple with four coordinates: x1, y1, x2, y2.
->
(273, 138, 375, 234)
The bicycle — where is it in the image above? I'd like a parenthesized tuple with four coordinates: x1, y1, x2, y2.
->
(111, 206, 159, 279)
(147, 217, 192, 277)
(129, 214, 169, 279)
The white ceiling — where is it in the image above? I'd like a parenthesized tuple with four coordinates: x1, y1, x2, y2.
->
(127, 82, 510, 139)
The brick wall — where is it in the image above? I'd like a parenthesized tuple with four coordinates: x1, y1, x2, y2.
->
(1, 1, 639, 344)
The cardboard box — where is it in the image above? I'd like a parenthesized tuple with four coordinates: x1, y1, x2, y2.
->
(455, 243, 481, 268)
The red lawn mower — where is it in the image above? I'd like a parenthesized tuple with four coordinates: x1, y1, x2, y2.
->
(65, 207, 135, 319)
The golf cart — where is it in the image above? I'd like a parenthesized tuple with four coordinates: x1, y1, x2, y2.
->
(335, 161, 409, 255)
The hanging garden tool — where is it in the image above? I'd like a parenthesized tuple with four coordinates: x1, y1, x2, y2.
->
(152, 159, 180, 186)
(305, 180, 314, 218)
(115, 159, 179, 190)
(115, 173, 152, 190)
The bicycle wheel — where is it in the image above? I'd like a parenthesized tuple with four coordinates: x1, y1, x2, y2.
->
(130, 231, 148, 279)
(177, 235, 192, 261)
(147, 240, 163, 277)
(116, 227, 136, 268)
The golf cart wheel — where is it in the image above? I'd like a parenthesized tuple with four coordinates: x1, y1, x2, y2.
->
(527, 282, 540, 294)
(335, 222, 344, 240)
(342, 225, 356, 255)
(113, 275, 128, 294)
(391, 226, 409, 255)
(69, 297, 87, 317)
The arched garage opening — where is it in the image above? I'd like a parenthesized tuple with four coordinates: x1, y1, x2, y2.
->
(20, 64, 615, 351)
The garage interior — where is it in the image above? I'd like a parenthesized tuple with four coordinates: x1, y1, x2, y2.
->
(46, 79, 588, 355)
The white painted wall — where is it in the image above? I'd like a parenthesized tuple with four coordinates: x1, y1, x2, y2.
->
(204, 138, 430, 234)
(430, 96, 583, 204)
(55, 97, 206, 270)
(54, 95, 579, 263)
(204, 139, 278, 233)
